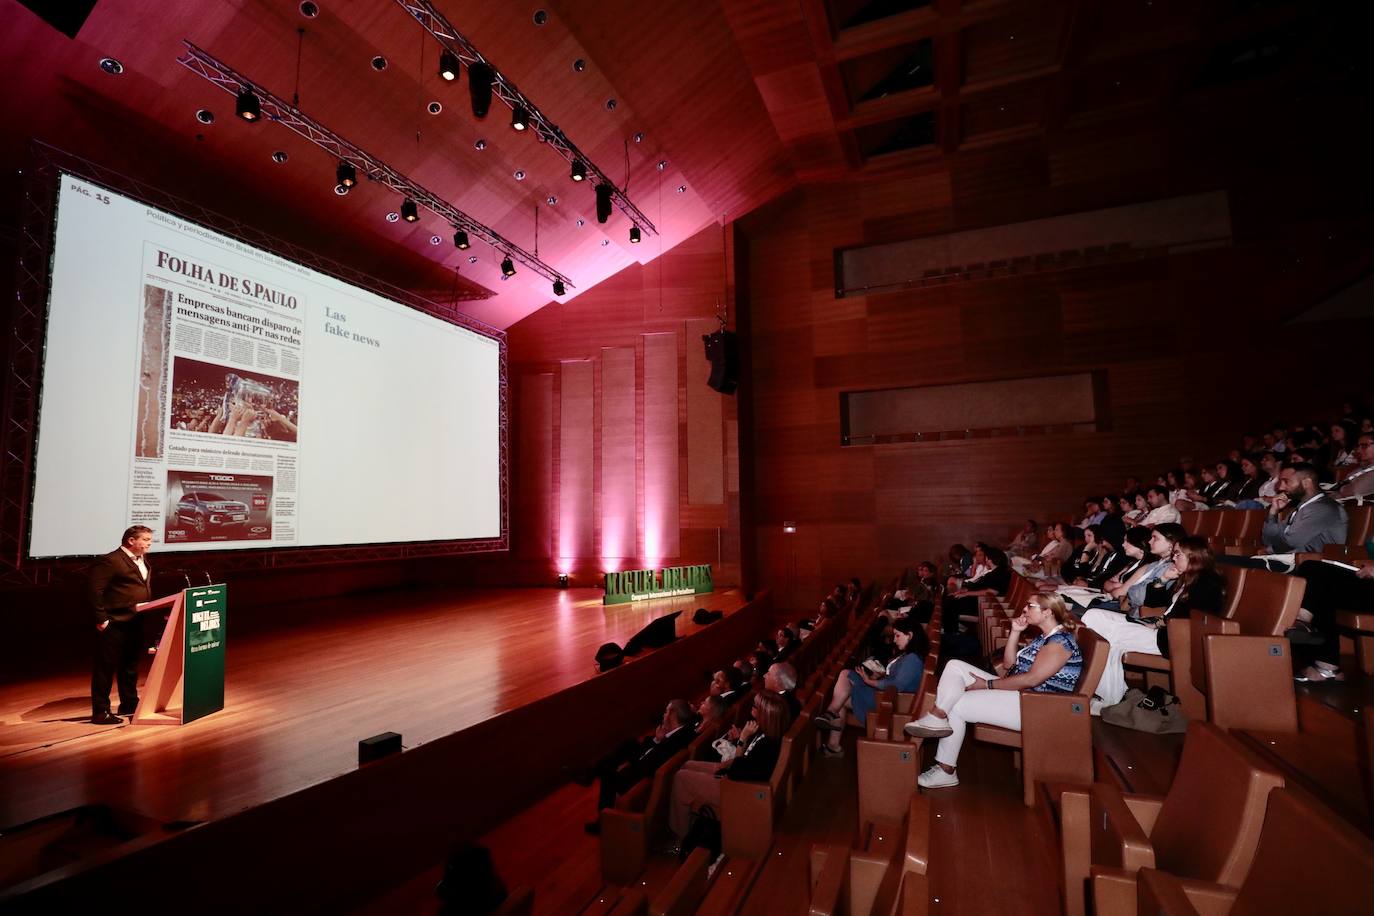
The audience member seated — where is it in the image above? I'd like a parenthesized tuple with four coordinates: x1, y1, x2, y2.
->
(1079, 497, 1106, 530)
(1121, 491, 1147, 525)
(814, 617, 927, 757)
(1208, 459, 1240, 504)
(666, 692, 791, 846)
(1172, 469, 1210, 511)
(1011, 523, 1073, 577)
(883, 562, 942, 624)
(773, 627, 798, 661)
(1106, 523, 1184, 614)
(1291, 559, 1374, 684)
(711, 666, 747, 706)
(585, 698, 697, 834)
(1098, 495, 1126, 549)
(945, 544, 974, 589)
(765, 662, 802, 720)
(1081, 536, 1224, 706)
(903, 594, 1084, 788)
(1331, 432, 1374, 502)
(696, 695, 727, 735)
(1260, 464, 1348, 555)
(1007, 518, 1040, 559)
(1129, 485, 1182, 527)
(945, 547, 1012, 633)
(1226, 455, 1267, 507)
(1061, 524, 1111, 584)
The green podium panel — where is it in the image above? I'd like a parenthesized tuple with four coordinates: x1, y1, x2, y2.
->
(183, 584, 226, 723)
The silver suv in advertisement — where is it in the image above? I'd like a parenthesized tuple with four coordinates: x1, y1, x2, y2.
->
(175, 491, 250, 534)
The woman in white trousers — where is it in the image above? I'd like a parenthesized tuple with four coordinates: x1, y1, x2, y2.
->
(903, 593, 1085, 788)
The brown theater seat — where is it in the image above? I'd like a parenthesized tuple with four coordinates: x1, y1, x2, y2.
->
(1054, 722, 1284, 916)
(1120, 565, 1248, 720)
(1336, 609, 1374, 676)
(599, 747, 691, 885)
(1188, 569, 1304, 731)
(972, 628, 1107, 806)
(1134, 788, 1374, 915)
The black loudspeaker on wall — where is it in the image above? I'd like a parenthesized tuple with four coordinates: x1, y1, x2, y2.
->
(702, 330, 739, 395)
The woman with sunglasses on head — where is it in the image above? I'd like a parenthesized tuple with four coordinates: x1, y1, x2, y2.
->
(1080, 536, 1225, 706)
(903, 594, 1083, 788)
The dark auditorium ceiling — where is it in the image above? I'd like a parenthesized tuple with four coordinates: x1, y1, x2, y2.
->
(1, 0, 1364, 329)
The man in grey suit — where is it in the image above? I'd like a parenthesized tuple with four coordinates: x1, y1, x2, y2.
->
(1262, 464, 1348, 554)
(88, 525, 154, 724)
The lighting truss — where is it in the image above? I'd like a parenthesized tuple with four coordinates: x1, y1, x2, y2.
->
(394, 0, 658, 237)
(177, 41, 574, 290)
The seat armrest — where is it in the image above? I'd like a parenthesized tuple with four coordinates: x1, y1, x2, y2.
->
(1137, 868, 1239, 916)
(651, 847, 711, 916)
(903, 793, 931, 876)
(1120, 793, 1164, 836)
(808, 844, 848, 916)
(1088, 784, 1157, 870)
(1090, 866, 1139, 916)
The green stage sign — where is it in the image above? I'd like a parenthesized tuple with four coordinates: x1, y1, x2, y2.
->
(184, 584, 226, 723)
(603, 565, 713, 605)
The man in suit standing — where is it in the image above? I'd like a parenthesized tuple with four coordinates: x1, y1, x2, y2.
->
(88, 525, 154, 725)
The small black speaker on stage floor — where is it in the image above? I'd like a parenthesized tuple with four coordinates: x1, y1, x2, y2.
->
(595, 642, 624, 672)
(359, 731, 402, 764)
(702, 330, 739, 394)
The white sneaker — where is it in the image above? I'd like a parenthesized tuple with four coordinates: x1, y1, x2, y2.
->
(918, 765, 959, 789)
(903, 713, 953, 739)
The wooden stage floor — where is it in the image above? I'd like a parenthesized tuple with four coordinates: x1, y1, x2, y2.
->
(0, 586, 749, 833)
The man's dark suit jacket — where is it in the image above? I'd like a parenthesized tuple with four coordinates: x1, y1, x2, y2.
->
(622, 723, 695, 786)
(88, 549, 152, 625)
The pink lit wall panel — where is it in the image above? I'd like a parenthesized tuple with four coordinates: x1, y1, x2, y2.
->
(599, 347, 636, 566)
(516, 373, 552, 558)
(685, 318, 725, 506)
(558, 360, 594, 562)
(642, 333, 680, 562)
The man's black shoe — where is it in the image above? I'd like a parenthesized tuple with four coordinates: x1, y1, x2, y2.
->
(583, 820, 601, 836)
(117, 705, 139, 716)
(91, 712, 124, 725)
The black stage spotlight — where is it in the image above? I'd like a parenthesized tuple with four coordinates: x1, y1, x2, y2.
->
(439, 49, 460, 82)
(570, 159, 586, 182)
(453, 230, 470, 250)
(235, 87, 261, 122)
(629, 226, 641, 244)
(468, 62, 494, 119)
(510, 105, 528, 131)
(594, 182, 613, 223)
(500, 256, 516, 277)
(552, 279, 565, 296)
(401, 198, 419, 222)
(336, 160, 356, 188)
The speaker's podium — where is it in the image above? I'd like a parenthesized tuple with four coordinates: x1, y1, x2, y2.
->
(132, 583, 227, 726)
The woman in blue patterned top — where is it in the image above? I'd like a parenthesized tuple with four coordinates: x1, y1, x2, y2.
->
(903, 593, 1084, 788)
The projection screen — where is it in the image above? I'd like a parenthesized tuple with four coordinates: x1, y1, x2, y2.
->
(28, 173, 502, 557)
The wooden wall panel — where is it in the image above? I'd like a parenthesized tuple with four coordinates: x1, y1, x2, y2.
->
(505, 224, 742, 586)
(685, 318, 726, 506)
(739, 167, 1374, 612)
(600, 348, 637, 563)
(515, 374, 553, 559)
(642, 332, 681, 562)
(557, 361, 594, 562)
